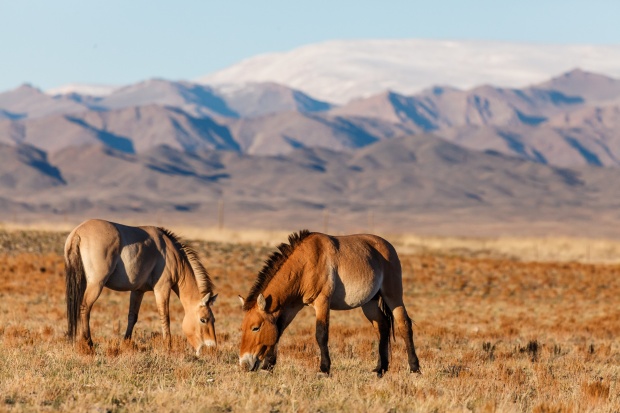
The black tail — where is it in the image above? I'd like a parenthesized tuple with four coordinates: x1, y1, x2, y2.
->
(65, 234, 86, 341)
(377, 294, 395, 345)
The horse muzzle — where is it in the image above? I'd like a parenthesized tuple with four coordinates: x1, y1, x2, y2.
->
(195, 340, 217, 356)
(239, 353, 260, 372)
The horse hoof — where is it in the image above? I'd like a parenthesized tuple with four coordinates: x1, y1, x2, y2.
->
(76, 340, 95, 355)
(316, 372, 330, 379)
(372, 368, 387, 378)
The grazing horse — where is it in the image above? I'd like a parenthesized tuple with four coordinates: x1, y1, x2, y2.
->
(239, 230, 420, 377)
(65, 219, 218, 355)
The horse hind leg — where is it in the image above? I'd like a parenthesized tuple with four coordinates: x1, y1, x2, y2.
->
(79, 282, 105, 349)
(124, 290, 145, 340)
(78, 254, 117, 350)
(381, 283, 421, 373)
(386, 301, 421, 373)
(361, 300, 391, 377)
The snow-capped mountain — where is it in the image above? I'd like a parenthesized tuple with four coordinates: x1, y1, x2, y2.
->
(46, 83, 119, 97)
(197, 39, 620, 104)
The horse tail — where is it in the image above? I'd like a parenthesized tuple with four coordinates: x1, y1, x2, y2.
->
(65, 234, 86, 341)
(377, 294, 395, 346)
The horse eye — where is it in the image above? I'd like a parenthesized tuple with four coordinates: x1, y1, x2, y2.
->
(251, 326, 260, 332)
(200, 318, 207, 324)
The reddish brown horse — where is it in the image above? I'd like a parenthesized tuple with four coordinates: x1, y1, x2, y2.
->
(239, 230, 420, 377)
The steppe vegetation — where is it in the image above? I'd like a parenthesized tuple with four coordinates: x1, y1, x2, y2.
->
(0, 228, 619, 412)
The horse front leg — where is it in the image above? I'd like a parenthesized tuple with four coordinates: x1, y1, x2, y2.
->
(154, 288, 172, 350)
(124, 290, 145, 340)
(313, 295, 331, 375)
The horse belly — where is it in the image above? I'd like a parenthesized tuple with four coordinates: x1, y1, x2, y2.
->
(105, 252, 156, 291)
(105, 271, 145, 291)
(105, 278, 134, 291)
(329, 271, 382, 310)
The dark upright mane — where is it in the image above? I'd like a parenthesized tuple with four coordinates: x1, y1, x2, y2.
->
(159, 227, 214, 295)
(243, 229, 313, 311)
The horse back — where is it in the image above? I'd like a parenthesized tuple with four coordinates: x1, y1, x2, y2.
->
(66, 219, 122, 259)
(66, 219, 167, 290)
(331, 233, 400, 271)
(305, 233, 401, 309)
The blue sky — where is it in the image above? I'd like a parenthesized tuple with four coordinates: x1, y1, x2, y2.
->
(1, 0, 619, 92)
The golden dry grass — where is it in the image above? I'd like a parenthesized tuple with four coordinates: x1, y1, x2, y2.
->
(5, 220, 620, 263)
(0, 231, 619, 412)
(394, 234, 620, 264)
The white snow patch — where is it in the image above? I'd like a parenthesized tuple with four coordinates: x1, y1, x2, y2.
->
(46, 83, 119, 97)
(197, 39, 620, 104)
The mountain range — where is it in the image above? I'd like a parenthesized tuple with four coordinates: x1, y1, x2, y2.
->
(5, 133, 620, 237)
(2, 55, 620, 236)
(3, 68, 620, 165)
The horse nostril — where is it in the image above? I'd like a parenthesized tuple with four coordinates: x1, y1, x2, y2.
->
(239, 354, 258, 372)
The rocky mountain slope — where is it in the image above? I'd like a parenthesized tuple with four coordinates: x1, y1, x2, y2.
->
(3, 67, 620, 236)
(4, 134, 620, 236)
(2, 70, 620, 166)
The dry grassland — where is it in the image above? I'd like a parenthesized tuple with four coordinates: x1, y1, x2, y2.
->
(5, 220, 620, 263)
(0, 229, 619, 412)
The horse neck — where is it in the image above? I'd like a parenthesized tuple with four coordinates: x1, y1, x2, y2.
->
(172, 254, 202, 308)
(263, 251, 308, 313)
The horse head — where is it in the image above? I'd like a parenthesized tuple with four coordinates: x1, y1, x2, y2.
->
(183, 292, 218, 355)
(238, 293, 279, 371)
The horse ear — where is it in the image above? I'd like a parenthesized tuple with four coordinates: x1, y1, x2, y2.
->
(208, 293, 217, 305)
(257, 293, 267, 311)
(238, 295, 245, 307)
(200, 292, 211, 307)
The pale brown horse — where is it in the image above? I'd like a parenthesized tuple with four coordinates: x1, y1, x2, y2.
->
(65, 219, 218, 354)
(239, 230, 420, 377)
